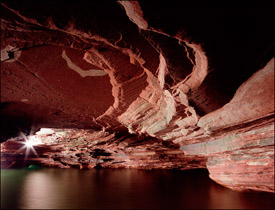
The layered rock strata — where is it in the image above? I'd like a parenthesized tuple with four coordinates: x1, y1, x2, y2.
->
(1, 0, 274, 193)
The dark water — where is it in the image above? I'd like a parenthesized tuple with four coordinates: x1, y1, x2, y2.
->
(1, 168, 274, 209)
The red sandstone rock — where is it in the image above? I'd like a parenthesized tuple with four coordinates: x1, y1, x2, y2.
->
(181, 124, 274, 155)
(0, 1, 274, 193)
(1, 129, 207, 170)
(198, 59, 274, 133)
(207, 146, 274, 193)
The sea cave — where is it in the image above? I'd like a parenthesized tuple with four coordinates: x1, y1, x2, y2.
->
(0, 0, 274, 209)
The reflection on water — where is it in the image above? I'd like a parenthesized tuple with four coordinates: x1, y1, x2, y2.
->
(1, 168, 274, 209)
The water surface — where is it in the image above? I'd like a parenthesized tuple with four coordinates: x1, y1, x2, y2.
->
(1, 168, 274, 209)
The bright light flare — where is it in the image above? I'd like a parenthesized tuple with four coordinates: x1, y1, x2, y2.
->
(25, 140, 34, 147)
(14, 132, 43, 160)
(25, 135, 43, 147)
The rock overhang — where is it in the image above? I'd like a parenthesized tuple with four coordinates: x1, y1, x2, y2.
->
(0, 0, 274, 193)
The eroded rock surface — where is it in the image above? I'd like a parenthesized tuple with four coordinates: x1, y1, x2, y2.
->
(207, 146, 274, 193)
(1, 0, 274, 193)
(1, 129, 206, 170)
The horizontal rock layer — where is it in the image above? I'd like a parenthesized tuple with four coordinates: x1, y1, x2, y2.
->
(1, 129, 207, 170)
(207, 146, 274, 193)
